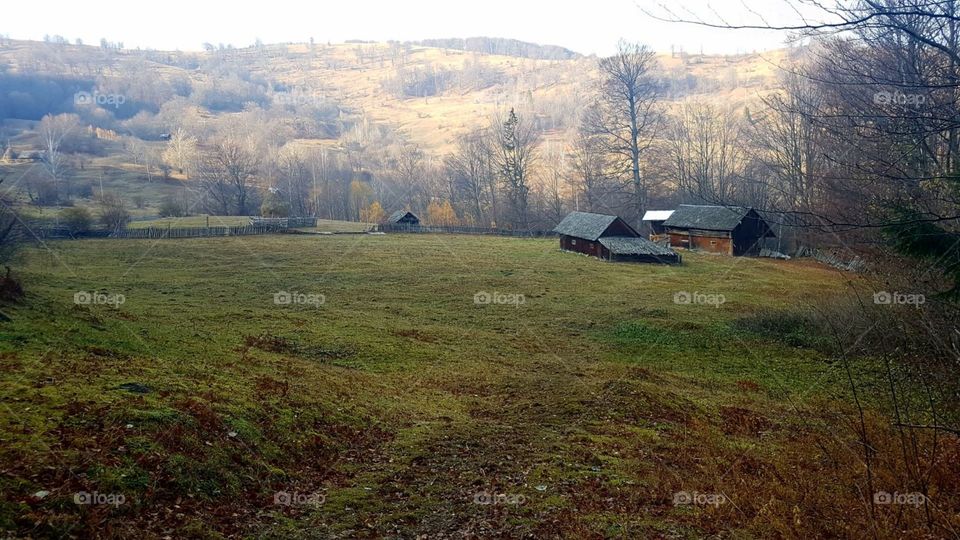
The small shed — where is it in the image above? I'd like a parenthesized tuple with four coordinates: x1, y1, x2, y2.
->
(642, 210, 675, 235)
(662, 205, 774, 256)
(387, 210, 420, 226)
(553, 211, 680, 264)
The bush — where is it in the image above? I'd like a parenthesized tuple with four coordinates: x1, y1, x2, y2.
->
(730, 310, 832, 350)
(73, 183, 94, 199)
(158, 196, 186, 217)
(98, 194, 131, 231)
(59, 207, 94, 236)
(260, 194, 289, 218)
(32, 181, 60, 206)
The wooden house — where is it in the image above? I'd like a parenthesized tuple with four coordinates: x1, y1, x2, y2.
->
(662, 205, 774, 256)
(386, 210, 420, 226)
(553, 211, 680, 264)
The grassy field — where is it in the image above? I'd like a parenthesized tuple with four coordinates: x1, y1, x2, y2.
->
(0, 234, 956, 538)
(128, 216, 375, 232)
(296, 219, 375, 233)
(126, 215, 254, 229)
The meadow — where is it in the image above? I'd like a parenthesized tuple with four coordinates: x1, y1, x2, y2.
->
(0, 233, 955, 538)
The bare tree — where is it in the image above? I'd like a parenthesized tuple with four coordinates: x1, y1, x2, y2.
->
(161, 127, 199, 176)
(395, 143, 425, 210)
(198, 139, 261, 215)
(545, 158, 567, 223)
(445, 128, 493, 225)
(37, 113, 80, 201)
(276, 147, 311, 217)
(590, 41, 662, 227)
(0, 178, 21, 266)
(569, 117, 614, 213)
(667, 101, 746, 204)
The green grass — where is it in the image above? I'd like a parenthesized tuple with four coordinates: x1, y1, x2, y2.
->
(0, 234, 945, 537)
(296, 219, 375, 233)
(126, 215, 254, 228)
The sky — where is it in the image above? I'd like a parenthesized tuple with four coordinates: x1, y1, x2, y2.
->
(3, 0, 800, 55)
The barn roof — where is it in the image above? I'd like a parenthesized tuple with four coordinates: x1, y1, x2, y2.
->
(662, 205, 752, 231)
(642, 210, 674, 222)
(599, 236, 677, 257)
(553, 211, 635, 241)
(387, 210, 418, 224)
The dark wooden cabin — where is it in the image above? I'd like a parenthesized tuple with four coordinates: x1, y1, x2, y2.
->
(386, 210, 420, 226)
(662, 205, 774, 256)
(553, 211, 680, 264)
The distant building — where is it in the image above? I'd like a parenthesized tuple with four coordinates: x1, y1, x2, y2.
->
(642, 210, 674, 235)
(662, 205, 774, 256)
(386, 210, 420, 226)
(553, 211, 680, 264)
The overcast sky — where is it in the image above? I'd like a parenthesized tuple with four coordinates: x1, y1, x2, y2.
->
(3, 0, 800, 55)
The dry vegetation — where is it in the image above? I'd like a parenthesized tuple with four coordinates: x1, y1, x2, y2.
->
(1, 234, 956, 538)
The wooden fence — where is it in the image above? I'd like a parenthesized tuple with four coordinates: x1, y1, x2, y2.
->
(109, 224, 288, 239)
(23, 219, 555, 241)
(379, 224, 556, 237)
(248, 217, 318, 228)
(795, 246, 867, 272)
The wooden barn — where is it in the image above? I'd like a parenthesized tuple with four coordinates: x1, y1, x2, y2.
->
(662, 205, 774, 256)
(553, 211, 680, 264)
(386, 210, 420, 226)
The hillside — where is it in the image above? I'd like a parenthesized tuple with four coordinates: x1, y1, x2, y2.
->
(0, 38, 787, 155)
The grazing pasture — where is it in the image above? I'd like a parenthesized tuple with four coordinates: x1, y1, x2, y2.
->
(0, 234, 955, 538)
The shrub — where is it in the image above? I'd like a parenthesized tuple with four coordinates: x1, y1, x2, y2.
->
(98, 194, 130, 231)
(59, 207, 94, 236)
(260, 194, 289, 218)
(73, 183, 94, 199)
(731, 310, 830, 350)
(158, 196, 187, 217)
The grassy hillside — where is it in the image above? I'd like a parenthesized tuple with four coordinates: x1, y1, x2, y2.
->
(1, 234, 954, 537)
(0, 39, 787, 154)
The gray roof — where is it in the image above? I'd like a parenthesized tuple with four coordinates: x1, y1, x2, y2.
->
(387, 210, 418, 224)
(599, 236, 678, 257)
(662, 205, 752, 231)
(553, 211, 632, 241)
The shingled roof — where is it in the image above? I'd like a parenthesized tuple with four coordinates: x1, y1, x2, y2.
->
(598, 236, 677, 257)
(662, 205, 752, 231)
(552, 211, 636, 241)
(387, 210, 419, 224)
